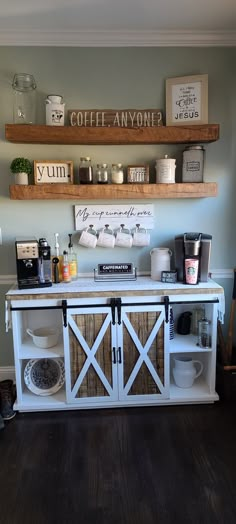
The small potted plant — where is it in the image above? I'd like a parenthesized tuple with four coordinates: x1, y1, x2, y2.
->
(10, 157, 32, 185)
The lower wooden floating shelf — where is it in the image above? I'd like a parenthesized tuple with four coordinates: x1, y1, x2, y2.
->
(9, 182, 217, 200)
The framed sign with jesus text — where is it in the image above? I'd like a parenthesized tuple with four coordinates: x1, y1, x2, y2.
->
(166, 74, 208, 126)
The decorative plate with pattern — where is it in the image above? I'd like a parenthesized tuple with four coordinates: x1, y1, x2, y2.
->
(24, 358, 65, 396)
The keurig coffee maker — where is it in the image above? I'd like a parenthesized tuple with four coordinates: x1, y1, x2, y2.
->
(174, 233, 212, 283)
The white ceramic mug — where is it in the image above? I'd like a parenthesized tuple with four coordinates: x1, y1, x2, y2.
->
(132, 228, 150, 247)
(97, 228, 115, 248)
(79, 228, 97, 248)
(115, 229, 133, 248)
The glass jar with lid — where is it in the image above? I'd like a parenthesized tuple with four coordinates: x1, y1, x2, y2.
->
(79, 157, 93, 184)
(96, 163, 109, 184)
(12, 73, 37, 124)
(111, 164, 124, 184)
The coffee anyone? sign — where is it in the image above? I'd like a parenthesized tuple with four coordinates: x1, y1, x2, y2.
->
(69, 109, 163, 128)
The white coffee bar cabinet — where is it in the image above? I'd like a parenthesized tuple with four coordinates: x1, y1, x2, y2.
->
(5, 277, 224, 412)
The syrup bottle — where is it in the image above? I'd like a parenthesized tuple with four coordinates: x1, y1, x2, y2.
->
(52, 233, 63, 282)
(68, 234, 78, 280)
(62, 251, 71, 283)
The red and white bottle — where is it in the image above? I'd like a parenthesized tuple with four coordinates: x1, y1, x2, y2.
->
(62, 250, 71, 283)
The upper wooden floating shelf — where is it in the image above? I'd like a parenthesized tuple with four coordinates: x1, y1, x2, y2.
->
(5, 124, 219, 145)
(9, 183, 217, 200)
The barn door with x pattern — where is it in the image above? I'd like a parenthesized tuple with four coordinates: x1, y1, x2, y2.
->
(117, 304, 168, 401)
(64, 306, 118, 404)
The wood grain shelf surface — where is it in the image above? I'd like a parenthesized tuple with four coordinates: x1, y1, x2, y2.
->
(5, 124, 219, 145)
(9, 183, 217, 200)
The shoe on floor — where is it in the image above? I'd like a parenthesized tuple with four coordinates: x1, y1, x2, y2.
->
(0, 413, 4, 430)
(0, 380, 16, 421)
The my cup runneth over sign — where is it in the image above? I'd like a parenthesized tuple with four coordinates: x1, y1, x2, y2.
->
(68, 109, 163, 127)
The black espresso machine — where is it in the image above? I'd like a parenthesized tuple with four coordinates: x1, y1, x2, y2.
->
(174, 232, 212, 283)
(15, 237, 52, 289)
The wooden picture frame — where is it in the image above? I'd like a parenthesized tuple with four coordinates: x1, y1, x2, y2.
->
(165, 74, 208, 126)
(127, 165, 149, 183)
(34, 160, 73, 184)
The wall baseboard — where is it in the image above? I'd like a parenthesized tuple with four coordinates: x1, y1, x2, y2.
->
(0, 366, 15, 382)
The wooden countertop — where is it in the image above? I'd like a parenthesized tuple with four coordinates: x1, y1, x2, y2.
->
(5, 276, 224, 301)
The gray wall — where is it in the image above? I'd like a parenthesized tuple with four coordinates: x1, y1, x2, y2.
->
(0, 47, 236, 366)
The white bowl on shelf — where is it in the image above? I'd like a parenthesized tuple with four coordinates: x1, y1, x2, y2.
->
(26, 327, 60, 349)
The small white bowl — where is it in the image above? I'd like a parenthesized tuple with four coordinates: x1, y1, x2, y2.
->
(27, 327, 60, 349)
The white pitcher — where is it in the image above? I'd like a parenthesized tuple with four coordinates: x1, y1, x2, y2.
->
(150, 247, 172, 281)
(172, 357, 203, 388)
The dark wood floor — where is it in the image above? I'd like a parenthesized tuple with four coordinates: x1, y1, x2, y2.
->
(1, 402, 236, 524)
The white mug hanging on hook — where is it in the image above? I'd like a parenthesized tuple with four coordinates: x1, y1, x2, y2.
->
(45, 94, 65, 126)
(78, 225, 97, 248)
(132, 224, 150, 247)
(97, 225, 115, 248)
(115, 225, 133, 248)
(150, 247, 172, 281)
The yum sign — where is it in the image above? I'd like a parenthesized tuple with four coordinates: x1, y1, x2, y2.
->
(34, 161, 73, 184)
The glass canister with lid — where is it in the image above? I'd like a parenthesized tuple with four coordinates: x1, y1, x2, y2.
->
(12, 73, 37, 124)
(111, 163, 124, 184)
(182, 145, 205, 182)
(79, 157, 93, 184)
(96, 163, 109, 184)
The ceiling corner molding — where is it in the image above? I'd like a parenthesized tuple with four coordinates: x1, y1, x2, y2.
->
(0, 29, 236, 47)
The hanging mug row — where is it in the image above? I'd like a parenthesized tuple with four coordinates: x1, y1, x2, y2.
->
(78, 224, 150, 248)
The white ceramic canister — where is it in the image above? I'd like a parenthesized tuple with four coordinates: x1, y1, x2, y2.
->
(45, 94, 65, 126)
(155, 155, 176, 183)
(150, 247, 172, 281)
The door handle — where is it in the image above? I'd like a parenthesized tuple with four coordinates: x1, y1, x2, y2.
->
(117, 346, 122, 364)
(112, 347, 117, 364)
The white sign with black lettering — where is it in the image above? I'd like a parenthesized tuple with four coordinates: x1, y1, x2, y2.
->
(74, 204, 154, 230)
(34, 161, 73, 184)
